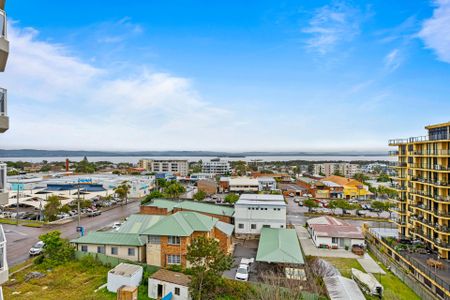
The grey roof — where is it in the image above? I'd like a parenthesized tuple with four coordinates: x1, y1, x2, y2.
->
(214, 221, 234, 236)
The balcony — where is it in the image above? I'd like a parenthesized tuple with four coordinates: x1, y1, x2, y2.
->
(388, 138, 409, 146)
(410, 163, 450, 171)
(0, 225, 8, 285)
(389, 162, 407, 168)
(0, 8, 8, 71)
(412, 150, 450, 156)
(389, 183, 407, 191)
(389, 133, 450, 146)
(411, 177, 450, 187)
(0, 88, 8, 133)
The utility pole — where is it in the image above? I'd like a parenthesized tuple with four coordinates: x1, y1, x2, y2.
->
(77, 178, 81, 227)
(16, 178, 20, 225)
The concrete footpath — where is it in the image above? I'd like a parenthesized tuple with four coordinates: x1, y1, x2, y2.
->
(358, 253, 386, 274)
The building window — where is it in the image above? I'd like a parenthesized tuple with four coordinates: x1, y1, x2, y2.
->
(168, 236, 181, 245)
(167, 255, 181, 265)
(332, 237, 338, 244)
(148, 236, 161, 244)
(251, 224, 256, 229)
(111, 247, 118, 255)
(175, 287, 180, 296)
(263, 225, 270, 228)
(128, 248, 135, 256)
(97, 246, 105, 254)
(81, 245, 88, 252)
(238, 223, 244, 229)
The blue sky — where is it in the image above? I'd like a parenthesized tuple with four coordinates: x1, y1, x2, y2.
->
(0, 0, 449, 151)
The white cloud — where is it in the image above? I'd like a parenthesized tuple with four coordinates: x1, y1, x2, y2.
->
(384, 48, 402, 72)
(418, 0, 450, 63)
(302, 2, 362, 55)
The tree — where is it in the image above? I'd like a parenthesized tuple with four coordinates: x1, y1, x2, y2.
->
(44, 195, 62, 221)
(37, 230, 75, 267)
(377, 173, 390, 182)
(187, 236, 233, 300)
(114, 181, 131, 205)
(165, 182, 185, 199)
(7, 169, 19, 176)
(193, 190, 207, 201)
(75, 156, 96, 173)
(156, 178, 168, 190)
(371, 200, 392, 217)
(141, 190, 165, 204)
(224, 193, 239, 204)
(304, 198, 319, 212)
(353, 173, 369, 183)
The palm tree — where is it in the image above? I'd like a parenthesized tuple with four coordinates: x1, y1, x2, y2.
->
(114, 181, 131, 205)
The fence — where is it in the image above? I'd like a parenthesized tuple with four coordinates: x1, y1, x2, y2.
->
(74, 251, 159, 274)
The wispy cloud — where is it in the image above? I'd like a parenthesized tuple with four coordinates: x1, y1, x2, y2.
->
(384, 48, 402, 72)
(418, 0, 450, 63)
(302, 2, 363, 55)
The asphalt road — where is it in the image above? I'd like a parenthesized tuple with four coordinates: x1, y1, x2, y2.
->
(4, 200, 141, 266)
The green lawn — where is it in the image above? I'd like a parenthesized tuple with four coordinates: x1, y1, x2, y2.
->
(323, 254, 420, 300)
(4, 260, 114, 300)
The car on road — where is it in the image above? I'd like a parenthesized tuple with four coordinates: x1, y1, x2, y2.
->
(298, 201, 303, 206)
(29, 241, 45, 256)
(235, 264, 249, 281)
(293, 197, 300, 203)
(88, 210, 101, 217)
(112, 222, 122, 230)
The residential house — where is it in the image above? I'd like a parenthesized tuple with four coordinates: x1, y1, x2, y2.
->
(307, 216, 364, 249)
(234, 194, 286, 238)
(148, 269, 191, 300)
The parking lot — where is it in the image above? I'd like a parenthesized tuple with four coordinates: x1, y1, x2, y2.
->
(223, 239, 259, 282)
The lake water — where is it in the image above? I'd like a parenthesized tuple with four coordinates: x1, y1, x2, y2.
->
(0, 155, 393, 163)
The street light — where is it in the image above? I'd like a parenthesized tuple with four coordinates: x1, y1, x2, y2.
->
(16, 177, 20, 225)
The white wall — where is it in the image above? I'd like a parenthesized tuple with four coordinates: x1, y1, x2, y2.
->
(148, 278, 190, 300)
(234, 204, 286, 235)
(107, 267, 143, 292)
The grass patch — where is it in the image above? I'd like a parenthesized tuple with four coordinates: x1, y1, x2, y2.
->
(322, 254, 420, 300)
(3, 259, 113, 300)
(0, 218, 45, 227)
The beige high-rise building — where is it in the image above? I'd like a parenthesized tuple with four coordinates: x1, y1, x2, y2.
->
(389, 122, 450, 259)
(313, 163, 360, 178)
(138, 159, 189, 176)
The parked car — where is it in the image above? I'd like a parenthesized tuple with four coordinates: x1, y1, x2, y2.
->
(235, 264, 249, 281)
(298, 201, 304, 207)
(88, 210, 101, 217)
(29, 241, 45, 256)
(112, 222, 122, 230)
(293, 198, 300, 203)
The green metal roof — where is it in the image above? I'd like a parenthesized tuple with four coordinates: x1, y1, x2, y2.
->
(256, 228, 304, 265)
(71, 232, 146, 246)
(145, 199, 234, 217)
(142, 211, 218, 236)
(215, 221, 234, 236)
(118, 214, 164, 234)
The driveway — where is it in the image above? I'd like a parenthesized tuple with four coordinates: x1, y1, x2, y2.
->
(294, 225, 359, 259)
(223, 240, 258, 282)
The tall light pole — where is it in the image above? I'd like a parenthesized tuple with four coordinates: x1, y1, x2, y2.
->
(16, 177, 20, 225)
(77, 178, 81, 227)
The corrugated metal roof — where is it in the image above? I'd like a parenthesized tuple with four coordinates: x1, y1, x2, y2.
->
(71, 232, 146, 246)
(118, 214, 164, 234)
(142, 211, 218, 236)
(323, 275, 365, 300)
(214, 221, 234, 236)
(145, 199, 235, 217)
(256, 228, 304, 264)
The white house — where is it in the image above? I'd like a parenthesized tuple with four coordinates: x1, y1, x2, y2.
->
(257, 177, 277, 191)
(107, 263, 143, 293)
(148, 269, 191, 300)
(234, 194, 286, 237)
(306, 216, 364, 249)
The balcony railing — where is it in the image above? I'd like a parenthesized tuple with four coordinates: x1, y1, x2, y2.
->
(389, 134, 450, 146)
(389, 138, 409, 145)
(410, 164, 450, 171)
(389, 183, 407, 190)
(411, 177, 450, 187)
(409, 189, 450, 202)
(412, 150, 450, 156)
(0, 87, 6, 116)
(390, 162, 408, 168)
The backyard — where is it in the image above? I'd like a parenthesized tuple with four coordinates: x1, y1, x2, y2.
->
(323, 253, 420, 300)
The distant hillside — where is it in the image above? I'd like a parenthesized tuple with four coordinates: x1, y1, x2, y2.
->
(0, 149, 388, 158)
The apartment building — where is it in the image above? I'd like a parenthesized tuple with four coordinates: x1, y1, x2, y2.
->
(314, 163, 360, 178)
(0, 1, 9, 295)
(202, 159, 230, 175)
(389, 122, 450, 259)
(234, 194, 286, 237)
(138, 159, 189, 176)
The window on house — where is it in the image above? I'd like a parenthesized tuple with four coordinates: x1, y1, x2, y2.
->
(81, 245, 88, 252)
(332, 237, 338, 244)
(167, 255, 181, 265)
(111, 247, 118, 255)
(251, 224, 256, 229)
(128, 248, 135, 256)
(148, 236, 161, 244)
(175, 287, 180, 296)
(168, 236, 181, 245)
(97, 246, 105, 254)
(238, 223, 244, 229)
(263, 225, 270, 228)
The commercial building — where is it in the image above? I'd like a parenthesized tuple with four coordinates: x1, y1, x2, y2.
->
(234, 194, 286, 237)
(314, 163, 360, 178)
(138, 159, 189, 176)
(228, 177, 259, 193)
(201, 159, 230, 175)
(257, 177, 277, 191)
(307, 216, 364, 249)
(189, 173, 214, 182)
(322, 175, 372, 200)
(389, 122, 450, 259)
